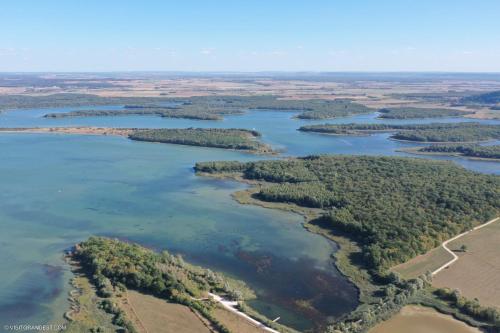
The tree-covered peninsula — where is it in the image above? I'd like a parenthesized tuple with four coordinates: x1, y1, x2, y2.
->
(377, 107, 472, 119)
(129, 128, 272, 153)
(410, 144, 500, 160)
(0, 93, 175, 111)
(460, 90, 500, 105)
(195, 155, 500, 332)
(299, 122, 500, 142)
(44, 107, 224, 120)
(295, 100, 374, 119)
(71, 236, 256, 333)
(195, 155, 499, 271)
(0, 127, 273, 153)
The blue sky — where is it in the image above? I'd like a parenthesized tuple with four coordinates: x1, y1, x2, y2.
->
(1, 0, 499, 72)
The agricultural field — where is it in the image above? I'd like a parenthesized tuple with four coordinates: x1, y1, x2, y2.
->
(393, 219, 500, 307)
(392, 246, 452, 279)
(369, 305, 482, 333)
(432, 219, 500, 308)
(121, 290, 212, 333)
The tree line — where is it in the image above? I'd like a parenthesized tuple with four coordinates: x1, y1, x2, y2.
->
(0, 93, 174, 111)
(44, 107, 222, 120)
(128, 128, 271, 153)
(295, 100, 374, 119)
(460, 90, 500, 105)
(419, 144, 500, 159)
(377, 107, 472, 119)
(2, 92, 378, 121)
(299, 122, 500, 142)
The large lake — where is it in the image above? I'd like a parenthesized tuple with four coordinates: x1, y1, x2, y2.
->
(0, 107, 498, 331)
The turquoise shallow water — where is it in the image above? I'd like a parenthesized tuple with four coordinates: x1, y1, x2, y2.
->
(0, 107, 498, 331)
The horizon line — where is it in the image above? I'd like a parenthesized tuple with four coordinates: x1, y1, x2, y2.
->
(2, 70, 500, 75)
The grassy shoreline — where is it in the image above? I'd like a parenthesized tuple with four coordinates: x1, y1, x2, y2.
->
(196, 172, 379, 309)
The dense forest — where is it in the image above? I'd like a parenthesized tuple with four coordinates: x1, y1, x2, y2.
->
(295, 100, 374, 119)
(418, 144, 500, 159)
(75, 237, 247, 300)
(299, 123, 401, 135)
(0, 93, 175, 111)
(195, 95, 372, 117)
(299, 122, 500, 142)
(74, 237, 251, 333)
(389, 91, 474, 104)
(377, 107, 472, 119)
(129, 128, 271, 153)
(1, 92, 379, 121)
(195, 155, 500, 272)
(391, 124, 500, 142)
(460, 90, 500, 105)
(44, 107, 224, 120)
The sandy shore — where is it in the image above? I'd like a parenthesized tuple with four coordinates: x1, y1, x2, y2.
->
(0, 126, 276, 155)
(0, 126, 134, 136)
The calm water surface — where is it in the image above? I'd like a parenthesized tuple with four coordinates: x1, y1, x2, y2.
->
(0, 107, 498, 331)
